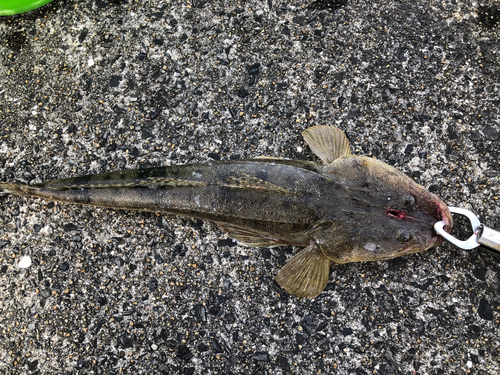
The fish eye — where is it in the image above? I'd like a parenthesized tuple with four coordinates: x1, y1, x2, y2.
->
(396, 229, 413, 243)
(403, 194, 416, 207)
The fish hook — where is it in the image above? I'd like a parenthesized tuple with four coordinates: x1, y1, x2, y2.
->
(434, 207, 500, 256)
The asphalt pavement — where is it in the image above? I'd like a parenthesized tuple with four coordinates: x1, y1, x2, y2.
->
(0, 0, 499, 374)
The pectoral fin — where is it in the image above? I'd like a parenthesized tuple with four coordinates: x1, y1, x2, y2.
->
(302, 126, 351, 164)
(275, 243, 331, 298)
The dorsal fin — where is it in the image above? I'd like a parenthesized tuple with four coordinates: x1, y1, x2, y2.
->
(221, 173, 294, 195)
(254, 156, 286, 160)
(302, 126, 351, 164)
(46, 177, 206, 191)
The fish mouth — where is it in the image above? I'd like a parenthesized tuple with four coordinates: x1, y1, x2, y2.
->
(431, 198, 453, 230)
(402, 190, 453, 250)
(427, 197, 453, 248)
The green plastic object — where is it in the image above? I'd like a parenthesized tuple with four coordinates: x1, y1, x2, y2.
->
(0, 0, 54, 16)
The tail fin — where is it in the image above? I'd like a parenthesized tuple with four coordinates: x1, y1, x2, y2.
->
(0, 182, 25, 196)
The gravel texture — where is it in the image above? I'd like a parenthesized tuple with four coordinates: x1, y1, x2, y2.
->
(1, 0, 499, 374)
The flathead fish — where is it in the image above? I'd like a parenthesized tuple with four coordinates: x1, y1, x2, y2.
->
(0, 126, 453, 297)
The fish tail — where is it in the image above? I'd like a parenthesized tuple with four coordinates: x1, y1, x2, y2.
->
(0, 182, 29, 196)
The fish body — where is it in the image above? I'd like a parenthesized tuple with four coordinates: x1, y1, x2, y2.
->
(0, 126, 453, 297)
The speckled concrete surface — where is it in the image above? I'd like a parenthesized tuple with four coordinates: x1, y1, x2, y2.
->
(0, 0, 499, 374)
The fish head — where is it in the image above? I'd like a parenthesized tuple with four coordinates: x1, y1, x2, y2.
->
(316, 156, 453, 263)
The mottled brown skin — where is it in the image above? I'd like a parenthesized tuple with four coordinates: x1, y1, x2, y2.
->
(316, 156, 451, 262)
(5, 157, 450, 260)
(0, 126, 453, 297)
